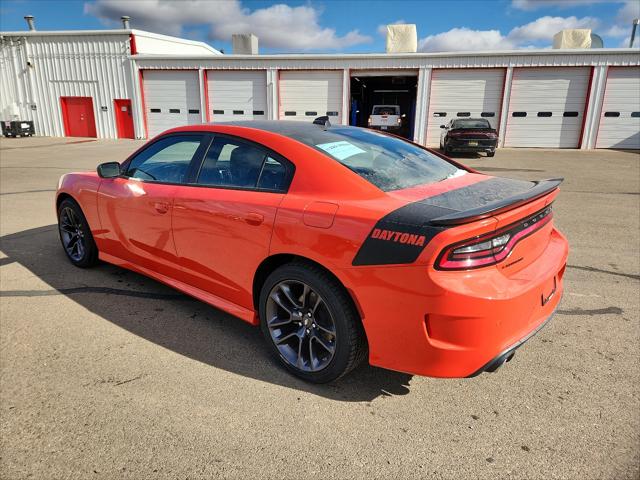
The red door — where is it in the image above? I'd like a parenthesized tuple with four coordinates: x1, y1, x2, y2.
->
(114, 99, 135, 139)
(60, 97, 97, 138)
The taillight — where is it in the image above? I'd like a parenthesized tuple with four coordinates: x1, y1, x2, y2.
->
(397, 118, 402, 125)
(368, 117, 372, 125)
(436, 206, 553, 270)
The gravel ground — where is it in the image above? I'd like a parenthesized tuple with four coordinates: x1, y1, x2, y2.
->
(1, 136, 638, 479)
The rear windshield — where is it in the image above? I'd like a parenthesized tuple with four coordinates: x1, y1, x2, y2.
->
(288, 126, 463, 191)
(452, 119, 491, 129)
(373, 106, 400, 115)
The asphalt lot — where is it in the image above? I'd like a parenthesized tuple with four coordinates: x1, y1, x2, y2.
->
(0, 136, 638, 480)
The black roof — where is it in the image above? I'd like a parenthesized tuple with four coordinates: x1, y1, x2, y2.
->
(212, 120, 357, 136)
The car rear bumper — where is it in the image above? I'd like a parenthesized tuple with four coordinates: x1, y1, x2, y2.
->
(371, 125, 402, 131)
(338, 227, 568, 378)
(466, 307, 556, 377)
(448, 138, 497, 152)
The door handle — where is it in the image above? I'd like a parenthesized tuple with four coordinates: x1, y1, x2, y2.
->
(244, 212, 264, 226)
(154, 201, 170, 214)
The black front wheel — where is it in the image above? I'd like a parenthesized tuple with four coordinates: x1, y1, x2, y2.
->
(259, 262, 367, 383)
(57, 198, 99, 268)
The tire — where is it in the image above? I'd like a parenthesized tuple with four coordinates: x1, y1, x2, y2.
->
(259, 261, 367, 383)
(57, 198, 99, 268)
(487, 151, 496, 157)
(444, 141, 451, 156)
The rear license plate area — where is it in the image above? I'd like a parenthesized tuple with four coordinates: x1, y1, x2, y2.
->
(468, 141, 478, 146)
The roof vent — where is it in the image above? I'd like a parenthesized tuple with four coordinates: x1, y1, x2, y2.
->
(232, 34, 259, 55)
(121, 16, 131, 29)
(385, 24, 417, 53)
(553, 29, 593, 49)
(24, 15, 35, 31)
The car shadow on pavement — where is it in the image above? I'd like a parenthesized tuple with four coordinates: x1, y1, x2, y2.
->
(0, 225, 413, 402)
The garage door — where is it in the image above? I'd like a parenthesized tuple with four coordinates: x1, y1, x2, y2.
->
(207, 70, 267, 122)
(279, 71, 343, 123)
(426, 69, 505, 146)
(505, 67, 591, 148)
(596, 67, 640, 149)
(143, 70, 201, 138)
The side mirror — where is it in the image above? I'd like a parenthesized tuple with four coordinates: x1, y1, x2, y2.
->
(440, 125, 446, 129)
(97, 162, 121, 178)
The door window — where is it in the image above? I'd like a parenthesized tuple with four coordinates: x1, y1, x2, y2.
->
(196, 137, 288, 190)
(125, 135, 204, 183)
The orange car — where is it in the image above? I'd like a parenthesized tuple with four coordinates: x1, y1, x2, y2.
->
(56, 119, 568, 383)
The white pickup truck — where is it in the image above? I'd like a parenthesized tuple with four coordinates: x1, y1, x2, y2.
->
(368, 105, 403, 131)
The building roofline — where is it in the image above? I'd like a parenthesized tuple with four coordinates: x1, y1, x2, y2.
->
(131, 47, 639, 61)
(0, 28, 221, 55)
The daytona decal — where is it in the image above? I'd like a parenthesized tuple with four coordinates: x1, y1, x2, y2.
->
(352, 177, 536, 266)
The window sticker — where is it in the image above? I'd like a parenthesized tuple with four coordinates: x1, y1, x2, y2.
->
(316, 141, 366, 160)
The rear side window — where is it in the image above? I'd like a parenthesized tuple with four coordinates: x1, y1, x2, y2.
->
(196, 137, 288, 191)
(125, 135, 204, 183)
(288, 127, 461, 192)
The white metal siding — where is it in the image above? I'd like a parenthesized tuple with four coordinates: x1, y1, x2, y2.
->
(143, 70, 201, 137)
(505, 67, 591, 148)
(426, 68, 505, 146)
(207, 70, 267, 122)
(279, 71, 343, 123)
(1, 34, 133, 138)
(596, 67, 640, 149)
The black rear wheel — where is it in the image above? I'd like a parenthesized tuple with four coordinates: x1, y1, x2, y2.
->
(259, 262, 367, 383)
(57, 198, 99, 268)
(487, 150, 496, 157)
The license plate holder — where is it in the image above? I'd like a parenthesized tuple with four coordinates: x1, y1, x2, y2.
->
(468, 141, 478, 146)
(381, 126, 388, 130)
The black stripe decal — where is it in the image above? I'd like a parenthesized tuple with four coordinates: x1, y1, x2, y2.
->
(352, 177, 535, 266)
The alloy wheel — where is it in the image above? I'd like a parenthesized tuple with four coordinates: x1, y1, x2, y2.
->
(265, 280, 337, 372)
(59, 206, 86, 262)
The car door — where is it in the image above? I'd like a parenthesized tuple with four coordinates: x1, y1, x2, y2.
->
(96, 133, 208, 277)
(172, 134, 293, 310)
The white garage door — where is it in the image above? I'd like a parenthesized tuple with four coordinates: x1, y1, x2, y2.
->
(596, 67, 640, 149)
(426, 69, 505, 146)
(279, 71, 343, 123)
(207, 70, 267, 122)
(505, 67, 591, 148)
(143, 70, 201, 138)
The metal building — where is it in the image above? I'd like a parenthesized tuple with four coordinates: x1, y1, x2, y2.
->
(1, 26, 639, 149)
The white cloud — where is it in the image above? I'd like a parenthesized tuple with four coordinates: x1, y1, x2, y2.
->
(377, 19, 406, 37)
(419, 28, 513, 52)
(512, 0, 611, 10)
(84, 0, 372, 51)
(508, 15, 599, 43)
(605, 24, 630, 37)
(419, 15, 598, 52)
(617, 0, 640, 21)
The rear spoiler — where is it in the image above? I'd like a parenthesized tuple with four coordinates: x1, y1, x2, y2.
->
(428, 178, 563, 226)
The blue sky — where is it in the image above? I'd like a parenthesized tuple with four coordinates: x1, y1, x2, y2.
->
(1, 0, 638, 53)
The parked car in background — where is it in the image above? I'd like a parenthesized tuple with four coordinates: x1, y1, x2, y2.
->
(56, 120, 567, 383)
(368, 105, 403, 131)
(440, 118, 498, 157)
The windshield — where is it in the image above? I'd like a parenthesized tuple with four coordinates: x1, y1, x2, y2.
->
(288, 126, 463, 191)
(452, 119, 491, 129)
(373, 106, 400, 115)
